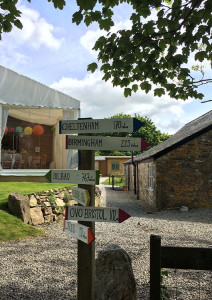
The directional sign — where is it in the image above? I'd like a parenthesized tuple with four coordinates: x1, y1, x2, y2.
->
(72, 186, 90, 206)
(65, 206, 131, 223)
(45, 170, 99, 185)
(64, 220, 95, 244)
(59, 118, 145, 134)
(69, 151, 81, 169)
(66, 135, 149, 151)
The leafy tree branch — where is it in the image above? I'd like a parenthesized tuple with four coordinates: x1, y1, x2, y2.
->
(0, 0, 211, 101)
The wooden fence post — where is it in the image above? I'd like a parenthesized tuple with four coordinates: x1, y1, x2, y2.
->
(150, 234, 161, 300)
(111, 175, 115, 190)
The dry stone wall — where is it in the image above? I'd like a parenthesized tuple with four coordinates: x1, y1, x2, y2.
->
(8, 187, 101, 226)
(28, 187, 72, 225)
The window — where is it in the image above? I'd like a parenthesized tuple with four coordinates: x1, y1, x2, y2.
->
(111, 161, 120, 170)
(148, 163, 154, 190)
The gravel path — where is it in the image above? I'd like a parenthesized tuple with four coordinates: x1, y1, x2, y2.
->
(1, 184, 212, 299)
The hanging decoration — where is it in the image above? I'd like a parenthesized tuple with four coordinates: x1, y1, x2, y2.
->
(4, 127, 8, 135)
(33, 125, 44, 136)
(15, 126, 23, 133)
(51, 127, 55, 133)
(10, 128, 14, 133)
(24, 126, 33, 135)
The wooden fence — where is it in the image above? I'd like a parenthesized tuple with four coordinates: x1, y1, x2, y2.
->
(150, 234, 212, 299)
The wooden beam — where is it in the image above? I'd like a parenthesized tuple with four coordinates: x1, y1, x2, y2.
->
(161, 246, 212, 270)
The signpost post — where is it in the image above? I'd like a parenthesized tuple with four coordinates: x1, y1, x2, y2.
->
(77, 135, 96, 300)
(55, 116, 150, 300)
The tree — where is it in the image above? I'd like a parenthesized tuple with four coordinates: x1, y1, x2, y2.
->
(95, 113, 171, 156)
(1, 0, 211, 100)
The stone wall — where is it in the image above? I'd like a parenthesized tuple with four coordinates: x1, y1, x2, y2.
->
(137, 161, 156, 208)
(156, 130, 212, 209)
(124, 129, 212, 210)
(8, 187, 101, 226)
(28, 187, 72, 225)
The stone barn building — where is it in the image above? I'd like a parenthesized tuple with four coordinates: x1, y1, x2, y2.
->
(124, 110, 212, 210)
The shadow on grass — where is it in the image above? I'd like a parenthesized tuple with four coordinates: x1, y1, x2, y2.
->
(0, 201, 9, 212)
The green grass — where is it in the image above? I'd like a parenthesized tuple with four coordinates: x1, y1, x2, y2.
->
(102, 174, 125, 187)
(0, 182, 72, 242)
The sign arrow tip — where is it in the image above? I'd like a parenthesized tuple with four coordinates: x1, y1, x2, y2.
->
(87, 228, 95, 244)
(45, 170, 51, 182)
(133, 118, 145, 132)
(141, 139, 151, 151)
(119, 208, 131, 223)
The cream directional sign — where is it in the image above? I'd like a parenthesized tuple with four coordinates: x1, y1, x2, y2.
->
(59, 118, 145, 134)
(66, 135, 146, 151)
(65, 206, 131, 223)
(72, 186, 90, 206)
(64, 220, 95, 244)
(45, 170, 99, 185)
(69, 151, 81, 169)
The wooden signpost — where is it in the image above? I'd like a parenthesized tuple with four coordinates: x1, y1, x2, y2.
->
(45, 169, 99, 185)
(72, 186, 90, 206)
(77, 145, 95, 300)
(65, 206, 131, 223)
(64, 220, 95, 244)
(54, 116, 150, 300)
(60, 117, 145, 134)
(66, 135, 149, 151)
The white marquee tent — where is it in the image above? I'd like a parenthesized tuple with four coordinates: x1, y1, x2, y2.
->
(0, 65, 80, 179)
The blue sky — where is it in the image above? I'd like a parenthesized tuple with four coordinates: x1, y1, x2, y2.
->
(0, 0, 211, 134)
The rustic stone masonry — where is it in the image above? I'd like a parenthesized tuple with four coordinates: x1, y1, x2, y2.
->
(28, 187, 73, 225)
(8, 187, 101, 226)
(125, 129, 212, 210)
(156, 130, 212, 209)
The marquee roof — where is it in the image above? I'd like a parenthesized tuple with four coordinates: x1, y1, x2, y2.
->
(0, 65, 80, 125)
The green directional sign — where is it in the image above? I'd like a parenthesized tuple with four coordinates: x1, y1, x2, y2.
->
(45, 169, 99, 185)
(66, 135, 143, 151)
(59, 118, 145, 134)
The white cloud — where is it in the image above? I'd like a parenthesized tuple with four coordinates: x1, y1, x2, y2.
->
(0, 3, 62, 63)
(80, 19, 132, 56)
(9, 4, 63, 50)
(0, 3, 63, 68)
(51, 71, 188, 134)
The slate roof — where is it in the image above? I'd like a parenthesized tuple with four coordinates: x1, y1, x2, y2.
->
(125, 110, 212, 163)
(95, 156, 106, 161)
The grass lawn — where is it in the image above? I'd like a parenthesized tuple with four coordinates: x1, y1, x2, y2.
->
(102, 175, 125, 187)
(0, 182, 72, 242)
